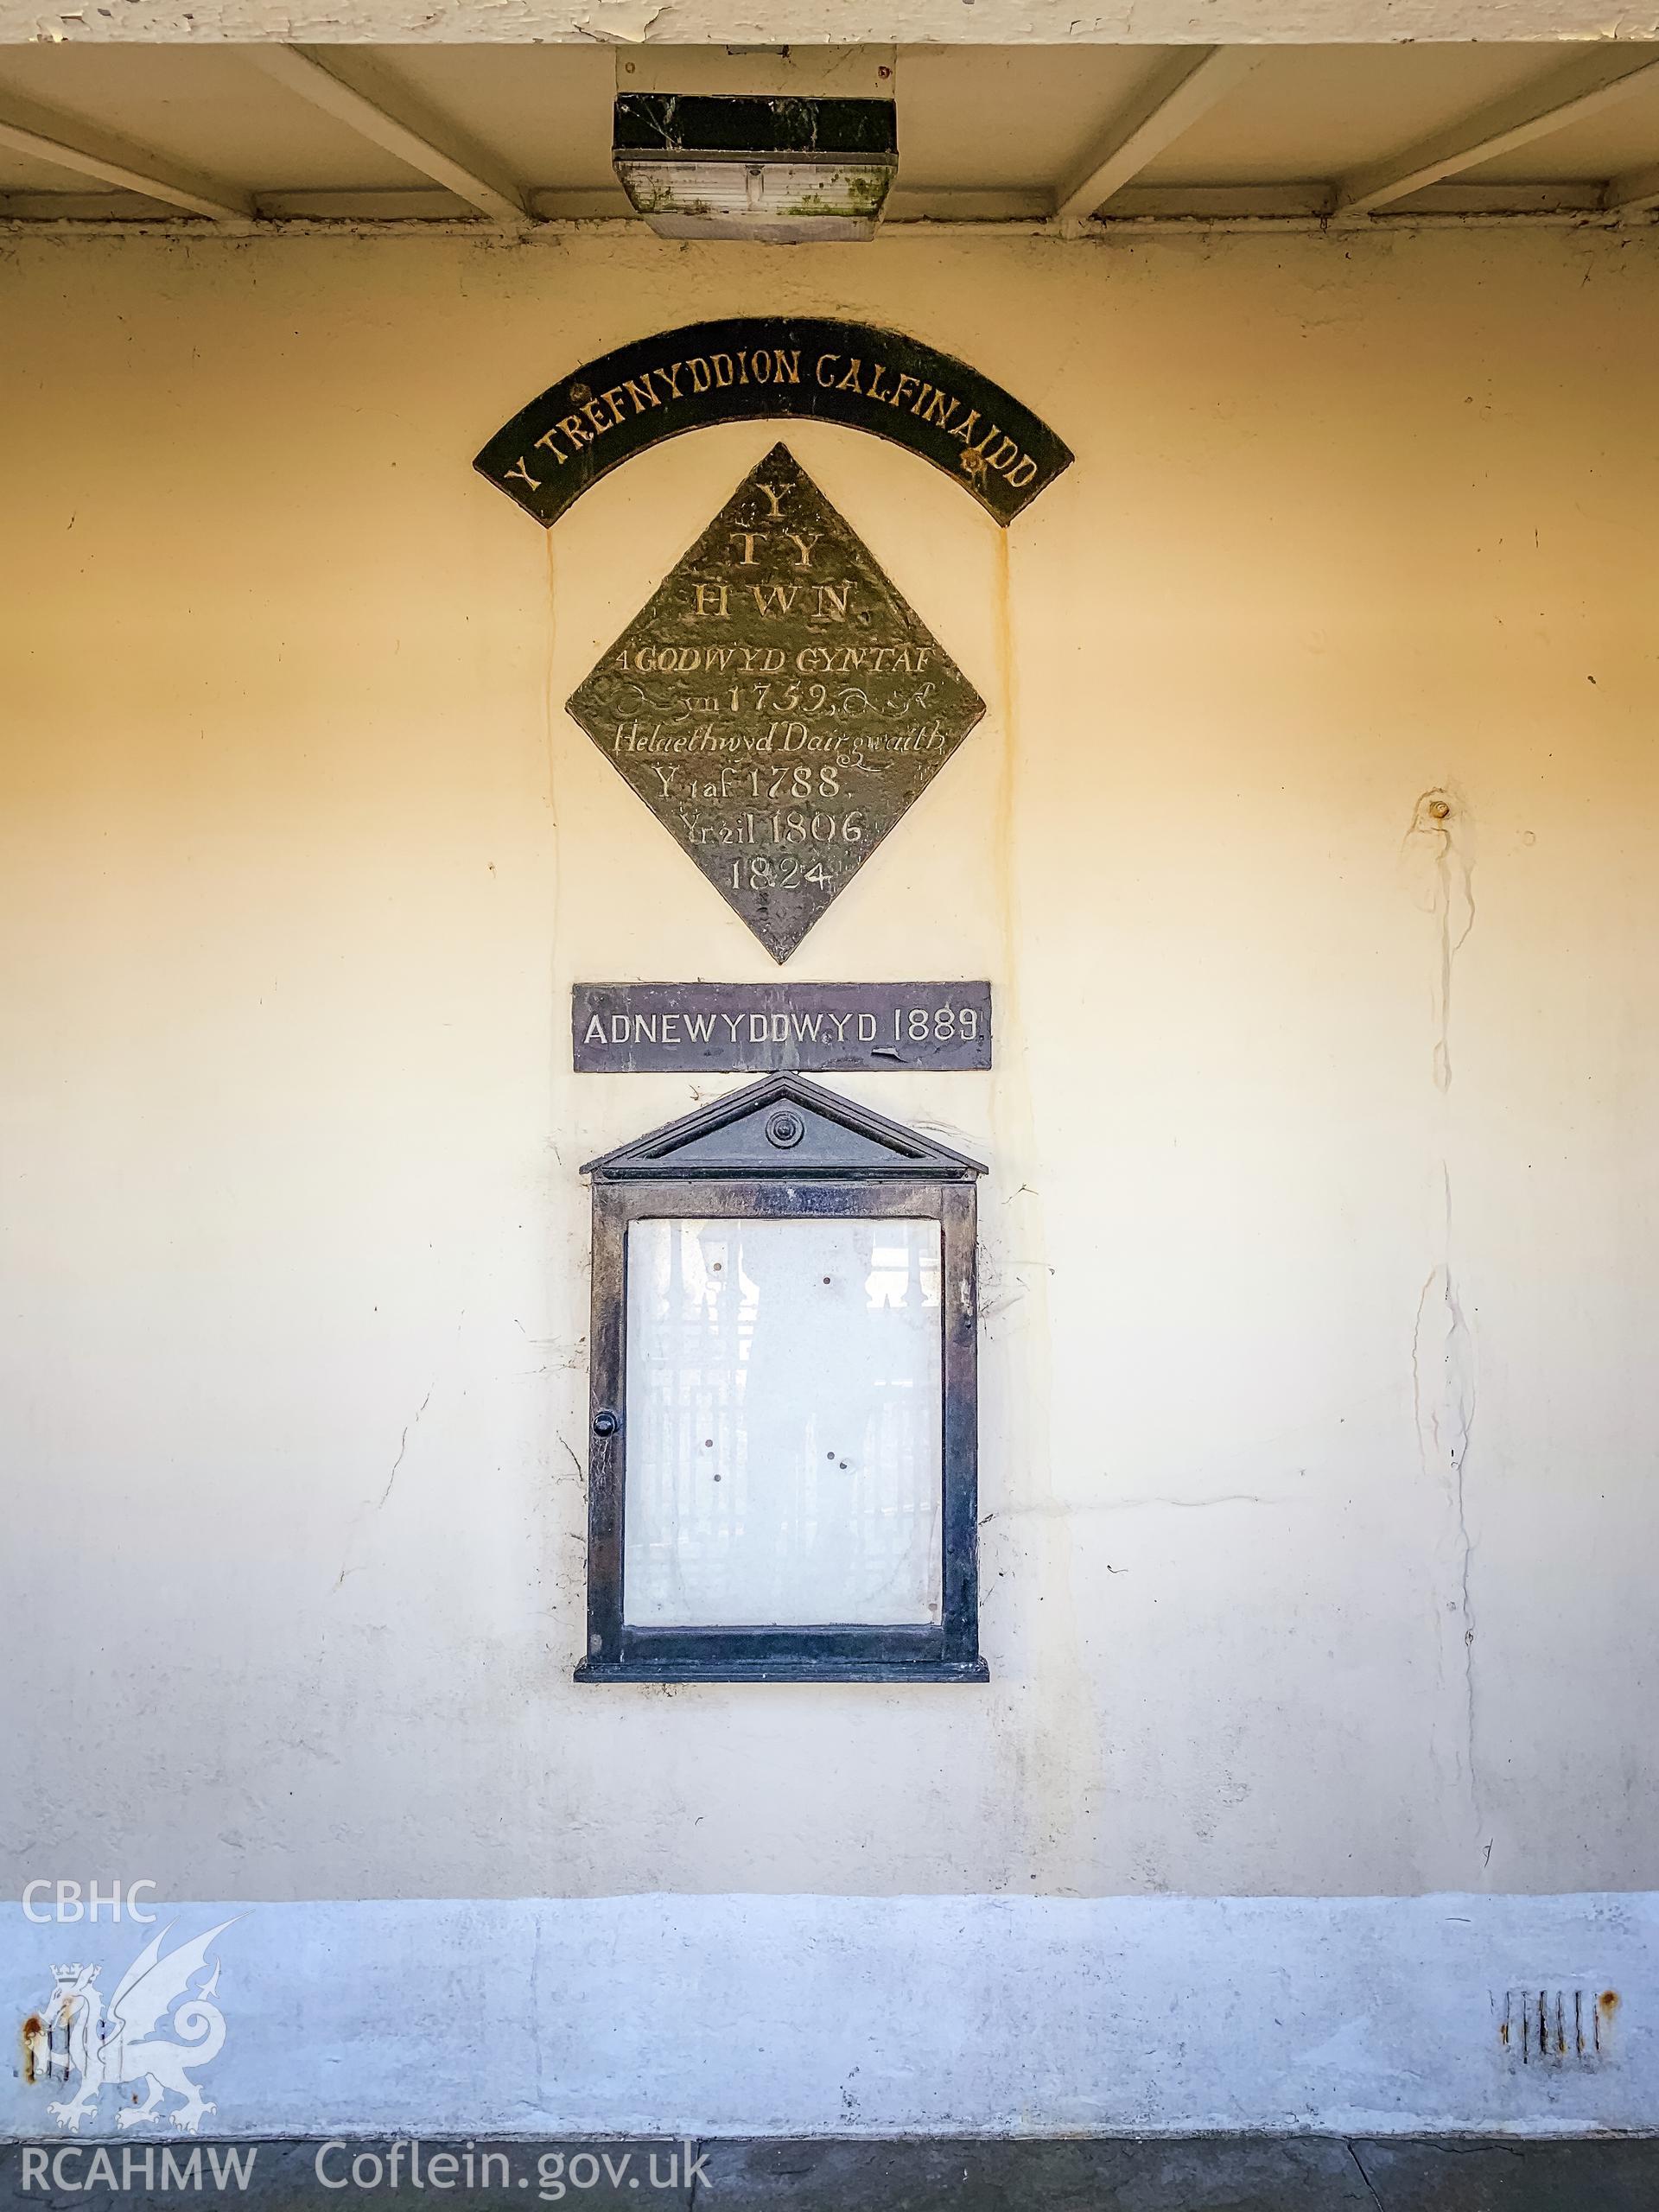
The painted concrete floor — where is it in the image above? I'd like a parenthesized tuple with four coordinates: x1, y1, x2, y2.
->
(6, 2138, 1659, 2210)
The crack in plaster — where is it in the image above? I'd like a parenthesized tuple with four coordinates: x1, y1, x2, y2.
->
(378, 1387, 432, 1510)
(332, 1385, 435, 1591)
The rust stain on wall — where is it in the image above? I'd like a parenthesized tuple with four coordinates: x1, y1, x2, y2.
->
(1401, 784, 1476, 1096)
(1404, 785, 1485, 1866)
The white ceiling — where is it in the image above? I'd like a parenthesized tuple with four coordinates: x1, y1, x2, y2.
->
(1, 41, 1656, 226)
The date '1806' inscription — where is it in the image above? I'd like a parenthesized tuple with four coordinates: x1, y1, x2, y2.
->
(565, 443, 986, 963)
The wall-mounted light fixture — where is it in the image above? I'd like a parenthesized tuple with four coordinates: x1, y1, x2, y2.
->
(611, 48, 899, 243)
(613, 93, 898, 241)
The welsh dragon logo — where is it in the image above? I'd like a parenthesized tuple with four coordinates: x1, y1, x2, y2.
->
(26, 1921, 234, 2134)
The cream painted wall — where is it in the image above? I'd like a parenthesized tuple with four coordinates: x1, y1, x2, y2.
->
(3, 222, 1656, 1910)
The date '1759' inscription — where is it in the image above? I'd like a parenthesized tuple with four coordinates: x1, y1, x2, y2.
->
(565, 442, 986, 963)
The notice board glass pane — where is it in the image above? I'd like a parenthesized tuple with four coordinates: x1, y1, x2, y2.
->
(623, 1216, 944, 1626)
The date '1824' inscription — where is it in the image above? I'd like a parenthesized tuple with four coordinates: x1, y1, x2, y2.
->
(565, 442, 986, 963)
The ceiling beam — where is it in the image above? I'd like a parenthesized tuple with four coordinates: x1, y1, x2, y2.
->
(1052, 48, 1261, 223)
(1604, 160, 1659, 215)
(1333, 48, 1659, 219)
(247, 47, 527, 225)
(0, 92, 251, 219)
(3, 0, 1656, 43)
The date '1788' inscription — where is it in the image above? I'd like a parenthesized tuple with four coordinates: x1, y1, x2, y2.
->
(565, 443, 986, 963)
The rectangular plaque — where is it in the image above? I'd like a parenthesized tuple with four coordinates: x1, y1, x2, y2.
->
(574, 982, 992, 1074)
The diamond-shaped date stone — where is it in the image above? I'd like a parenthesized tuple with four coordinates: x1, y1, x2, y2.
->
(566, 443, 986, 962)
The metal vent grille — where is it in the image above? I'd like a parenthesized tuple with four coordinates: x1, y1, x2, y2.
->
(1498, 1987, 1618, 2065)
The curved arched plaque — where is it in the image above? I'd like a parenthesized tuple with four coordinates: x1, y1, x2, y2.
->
(474, 318, 1072, 529)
